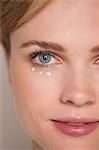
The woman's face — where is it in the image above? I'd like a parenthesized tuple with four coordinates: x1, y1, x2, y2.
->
(9, 0, 99, 149)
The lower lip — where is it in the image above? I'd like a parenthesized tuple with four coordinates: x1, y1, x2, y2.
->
(52, 121, 98, 137)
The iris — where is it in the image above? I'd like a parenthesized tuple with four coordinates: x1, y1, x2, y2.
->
(39, 54, 51, 64)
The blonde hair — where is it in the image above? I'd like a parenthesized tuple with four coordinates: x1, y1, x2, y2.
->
(0, 0, 49, 56)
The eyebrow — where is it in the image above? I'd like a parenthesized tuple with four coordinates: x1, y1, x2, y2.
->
(20, 40, 99, 54)
(20, 40, 65, 53)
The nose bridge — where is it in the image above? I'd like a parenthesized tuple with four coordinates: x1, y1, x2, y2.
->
(71, 62, 89, 88)
(60, 63, 96, 106)
(69, 64, 92, 97)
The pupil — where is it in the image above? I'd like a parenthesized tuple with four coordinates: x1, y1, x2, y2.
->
(43, 55, 48, 60)
(39, 54, 51, 63)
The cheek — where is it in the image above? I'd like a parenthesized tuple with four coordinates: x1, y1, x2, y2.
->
(91, 70, 99, 97)
(9, 59, 66, 142)
(9, 60, 61, 119)
(9, 62, 59, 138)
(11, 67, 51, 112)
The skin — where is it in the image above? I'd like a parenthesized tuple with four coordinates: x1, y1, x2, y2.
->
(9, 0, 99, 149)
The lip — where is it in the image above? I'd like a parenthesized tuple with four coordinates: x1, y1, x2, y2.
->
(51, 117, 99, 137)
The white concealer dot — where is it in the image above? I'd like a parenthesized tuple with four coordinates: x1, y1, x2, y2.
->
(38, 71, 43, 75)
(32, 67, 51, 77)
(32, 67, 35, 72)
(46, 72, 51, 76)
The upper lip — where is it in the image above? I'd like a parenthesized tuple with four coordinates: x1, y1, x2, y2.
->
(51, 117, 99, 123)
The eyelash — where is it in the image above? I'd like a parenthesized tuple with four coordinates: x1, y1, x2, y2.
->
(27, 49, 63, 69)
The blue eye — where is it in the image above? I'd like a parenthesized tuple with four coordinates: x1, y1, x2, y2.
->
(29, 50, 63, 68)
(39, 53, 51, 64)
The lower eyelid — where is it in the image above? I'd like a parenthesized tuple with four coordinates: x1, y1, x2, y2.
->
(30, 58, 63, 69)
(31, 62, 57, 69)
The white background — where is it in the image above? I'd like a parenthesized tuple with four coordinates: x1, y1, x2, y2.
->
(0, 44, 32, 150)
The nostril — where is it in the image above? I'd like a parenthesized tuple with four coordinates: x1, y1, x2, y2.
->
(61, 99, 74, 105)
(66, 100, 74, 105)
(60, 96, 96, 107)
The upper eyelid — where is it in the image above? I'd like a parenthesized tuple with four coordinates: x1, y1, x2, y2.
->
(31, 50, 55, 55)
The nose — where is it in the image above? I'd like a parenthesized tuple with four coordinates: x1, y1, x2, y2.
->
(60, 72, 96, 107)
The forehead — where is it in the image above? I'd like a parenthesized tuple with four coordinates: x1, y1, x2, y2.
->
(11, 0, 99, 50)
